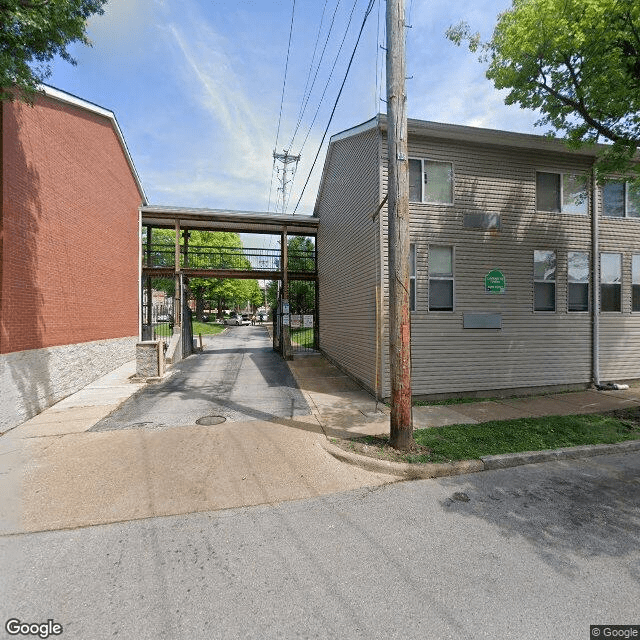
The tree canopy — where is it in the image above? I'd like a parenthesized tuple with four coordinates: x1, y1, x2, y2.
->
(447, 0, 640, 179)
(266, 236, 316, 314)
(0, 0, 107, 102)
(146, 228, 264, 320)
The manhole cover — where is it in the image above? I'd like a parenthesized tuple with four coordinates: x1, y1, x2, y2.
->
(196, 415, 227, 426)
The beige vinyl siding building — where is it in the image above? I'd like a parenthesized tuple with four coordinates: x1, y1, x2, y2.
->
(315, 115, 640, 400)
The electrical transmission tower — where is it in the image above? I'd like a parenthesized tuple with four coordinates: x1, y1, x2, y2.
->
(273, 149, 300, 214)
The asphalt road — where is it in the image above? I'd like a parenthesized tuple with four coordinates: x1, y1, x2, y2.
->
(2, 451, 638, 640)
(91, 325, 310, 431)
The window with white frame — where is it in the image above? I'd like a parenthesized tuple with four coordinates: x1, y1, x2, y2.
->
(409, 243, 416, 312)
(534, 250, 556, 311)
(602, 180, 640, 218)
(536, 171, 588, 214)
(409, 159, 453, 204)
(600, 253, 622, 312)
(568, 251, 589, 312)
(429, 246, 453, 311)
(633, 255, 640, 312)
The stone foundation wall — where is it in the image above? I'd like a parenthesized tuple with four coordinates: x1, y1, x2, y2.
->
(0, 336, 137, 432)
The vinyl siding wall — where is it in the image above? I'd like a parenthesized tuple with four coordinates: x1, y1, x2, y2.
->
(316, 128, 381, 393)
(597, 193, 640, 381)
(382, 133, 598, 397)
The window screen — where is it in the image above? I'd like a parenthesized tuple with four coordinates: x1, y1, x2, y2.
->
(409, 244, 416, 312)
(633, 255, 640, 312)
(429, 246, 453, 311)
(562, 174, 588, 215)
(601, 253, 622, 312)
(534, 250, 556, 311)
(424, 161, 453, 204)
(537, 172, 561, 212)
(408, 160, 422, 203)
(603, 182, 625, 217)
(568, 252, 589, 312)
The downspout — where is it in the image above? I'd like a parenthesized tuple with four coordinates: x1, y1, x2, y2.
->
(592, 167, 600, 387)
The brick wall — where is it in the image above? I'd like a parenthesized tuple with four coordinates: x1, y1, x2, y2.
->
(1, 94, 143, 354)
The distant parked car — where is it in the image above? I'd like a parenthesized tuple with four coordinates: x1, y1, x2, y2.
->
(223, 314, 252, 326)
(201, 314, 210, 322)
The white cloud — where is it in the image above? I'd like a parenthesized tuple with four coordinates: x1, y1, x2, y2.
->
(139, 14, 285, 211)
(86, 0, 160, 56)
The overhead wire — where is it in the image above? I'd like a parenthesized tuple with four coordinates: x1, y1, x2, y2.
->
(292, 0, 377, 214)
(296, 0, 361, 158)
(287, 0, 334, 151)
(268, 0, 297, 212)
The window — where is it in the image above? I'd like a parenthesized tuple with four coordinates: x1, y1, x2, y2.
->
(601, 253, 622, 312)
(429, 246, 453, 311)
(568, 252, 589, 312)
(534, 250, 556, 311)
(633, 255, 640, 312)
(409, 159, 453, 204)
(536, 171, 588, 214)
(409, 244, 416, 312)
(603, 181, 640, 218)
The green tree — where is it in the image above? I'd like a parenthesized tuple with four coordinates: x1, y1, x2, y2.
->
(447, 0, 640, 179)
(265, 236, 316, 313)
(1, 0, 107, 102)
(145, 228, 263, 321)
(287, 236, 316, 314)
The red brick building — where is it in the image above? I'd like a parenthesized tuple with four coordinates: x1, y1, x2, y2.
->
(1, 86, 146, 430)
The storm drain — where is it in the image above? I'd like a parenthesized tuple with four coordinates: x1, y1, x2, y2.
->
(196, 415, 227, 426)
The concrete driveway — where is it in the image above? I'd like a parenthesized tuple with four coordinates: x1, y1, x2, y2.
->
(0, 327, 395, 535)
(91, 325, 311, 430)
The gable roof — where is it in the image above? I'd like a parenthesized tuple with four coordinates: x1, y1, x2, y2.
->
(314, 113, 610, 214)
(40, 85, 147, 205)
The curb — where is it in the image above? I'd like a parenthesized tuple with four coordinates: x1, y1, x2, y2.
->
(321, 439, 484, 479)
(322, 438, 640, 478)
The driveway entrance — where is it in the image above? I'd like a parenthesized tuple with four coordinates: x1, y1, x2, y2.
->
(91, 326, 310, 432)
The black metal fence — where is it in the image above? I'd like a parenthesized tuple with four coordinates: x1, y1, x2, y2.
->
(287, 279, 318, 353)
(143, 244, 315, 274)
(182, 300, 194, 357)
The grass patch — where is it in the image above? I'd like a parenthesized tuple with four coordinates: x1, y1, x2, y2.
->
(290, 327, 315, 349)
(333, 408, 640, 465)
(192, 320, 225, 336)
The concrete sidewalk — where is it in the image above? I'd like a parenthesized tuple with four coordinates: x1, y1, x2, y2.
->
(3, 349, 640, 536)
(0, 357, 396, 536)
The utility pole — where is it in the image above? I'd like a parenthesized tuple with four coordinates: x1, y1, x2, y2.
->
(386, 0, 413, 450)
(273, 150, 301, 214)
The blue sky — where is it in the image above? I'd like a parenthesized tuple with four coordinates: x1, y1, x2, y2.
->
(47, 0, 540, 216)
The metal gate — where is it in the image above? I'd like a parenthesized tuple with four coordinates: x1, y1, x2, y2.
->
(273, 279, 318, 355)
(182, 298, 193, 357)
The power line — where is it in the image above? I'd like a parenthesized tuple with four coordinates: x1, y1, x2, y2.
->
(292, 0, 377, 215)
(374, 0, 380, 112)
(296, 0, 361, 158)
(287, 0, 332, 150)
(269, 0, 297, 212)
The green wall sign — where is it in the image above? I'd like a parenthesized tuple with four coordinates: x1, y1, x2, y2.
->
(485, 269, 506, 294)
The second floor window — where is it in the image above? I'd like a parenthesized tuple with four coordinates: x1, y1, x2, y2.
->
(602, 181, 640, 218)
(409, 159, 453, 204)
(536, 171, 588, 215)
